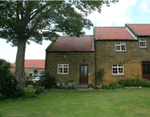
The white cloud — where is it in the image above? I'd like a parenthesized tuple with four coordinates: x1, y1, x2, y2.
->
(87, 0, 136, 27)
(25, 40, 51, 61)
(139, 2, 150, 13)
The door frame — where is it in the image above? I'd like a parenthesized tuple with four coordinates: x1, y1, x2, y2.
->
(142, 61, 150, 80)
(79, 64, 88, 84)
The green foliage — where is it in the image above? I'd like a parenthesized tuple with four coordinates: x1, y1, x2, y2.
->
(25, 85, 35, 97)
(118, 78, 140, 87)
(56, 81, 78, 90)
(88, 83, 95, 88)
(25, 81, 40, 87)
(33, 69, 38, 75)
(0, 59, 24, 99)
(88, 83, 103, 89)
(40, 71, 56, 89)
(136, 79, 150, 87)
(35, 86, 45, 95)
(106, 82, 124, 90)
(97, 68, 105, 81)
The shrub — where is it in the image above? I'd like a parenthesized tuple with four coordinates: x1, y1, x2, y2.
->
(25, 85, 35, 97)
(137, 79, 150, 87)
(56, 81, 78, 90)
(40, 71, 56, 89)
(118, 78, 143, 87)
(0, 59, 24, 99)
(88, 83, 95, 88)
(105, 82, 124, 90)
(35, 86, 45, 94)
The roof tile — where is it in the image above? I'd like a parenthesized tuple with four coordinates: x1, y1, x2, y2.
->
(47, 36, 93, 51)
(94, 27, 134, 40)
(12, 60, 45, 69)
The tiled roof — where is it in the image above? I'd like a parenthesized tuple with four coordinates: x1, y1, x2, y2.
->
(46, 35, 94, 51)
(94, 27, 135, 40)
(127, 24, 150, 36)
(12, 60, 45, 69)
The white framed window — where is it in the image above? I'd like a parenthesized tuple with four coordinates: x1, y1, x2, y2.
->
(115, 42, 126, 51)
(57, 64, 69, 74)
(139, 38, 146, 48)
(112, 64, 124, 75)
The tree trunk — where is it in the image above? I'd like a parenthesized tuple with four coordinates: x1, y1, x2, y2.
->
(15, 39, 27, 90)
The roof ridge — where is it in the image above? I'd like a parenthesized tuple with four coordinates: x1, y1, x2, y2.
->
(25, 59, 45, 61)
(59, 35, 93, 37)
(127, 23, 150, 25)
(94, 27, 125, 28)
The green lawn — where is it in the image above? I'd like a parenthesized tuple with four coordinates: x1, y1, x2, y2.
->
(0, 88, 150, 117)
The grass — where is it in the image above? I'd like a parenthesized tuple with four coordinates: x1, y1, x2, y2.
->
(0, 88, 150, 117)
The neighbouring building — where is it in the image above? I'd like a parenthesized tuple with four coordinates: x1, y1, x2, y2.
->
(11, 60, 45, 80)
(46, 24, 150, 85)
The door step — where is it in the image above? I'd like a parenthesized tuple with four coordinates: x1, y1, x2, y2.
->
(78, 85, 88, 89)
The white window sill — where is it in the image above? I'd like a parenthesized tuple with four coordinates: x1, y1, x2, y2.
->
(140, 47, 147, 48)
(57, 73, 69, 75)
(115, 51, 126, 52)
(112, 74, 124, 76)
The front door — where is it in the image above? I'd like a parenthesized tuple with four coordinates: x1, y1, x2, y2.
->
(142, 61, 150, 80)
(80, 65, 88, 84)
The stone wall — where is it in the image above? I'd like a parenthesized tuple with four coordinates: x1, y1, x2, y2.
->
(95, 37, 150, 84)
(46, 52, 95, 85)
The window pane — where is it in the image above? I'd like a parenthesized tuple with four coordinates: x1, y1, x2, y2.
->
(64, 68, 68, 73)
(113, 68, 117, 74)
(116, 42, 120, 45)
(121, 42, 126, 45)
(119, 68, 123, 73)
(59, 68, 62, 73)
(140, 39, 145, 41)
(140, 42, 146, 46)
(84, 66, 87, 76)
(64, 65, 68, 68)
(116, 46, 120, 50)
(143, 65, 147, 74)
(113, 65, 117, 67)
(119, 65, 123, 67)
(121, 45, 126, 50)
(147, 65, 150, 74)
(81, 66, 84, 75)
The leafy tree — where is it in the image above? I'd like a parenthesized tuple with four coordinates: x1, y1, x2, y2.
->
(0, 1, 118, 89)
(33, 69, 38, 75)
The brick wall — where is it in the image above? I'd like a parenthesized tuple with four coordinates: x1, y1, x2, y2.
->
(46, 52, 95, 85)
(95, 37, 150, 84)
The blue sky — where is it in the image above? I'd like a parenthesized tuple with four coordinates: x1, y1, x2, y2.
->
(0, 0, 150, 63)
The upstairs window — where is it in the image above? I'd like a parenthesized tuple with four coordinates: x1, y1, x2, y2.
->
(139, 38, 146, 48)
(112, 64, 124, 75)
(115, 42, 126, 51)
(57, 64, 69, 74)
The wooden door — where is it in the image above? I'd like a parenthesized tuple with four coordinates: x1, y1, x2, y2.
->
(80, 65, 88, 84)
(142, 61, 150, 80)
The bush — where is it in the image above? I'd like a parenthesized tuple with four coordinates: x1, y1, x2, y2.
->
(56, 81, 78, 90)
(88, 83, 95, 88)
(106, 82, 124, 90)
(0, 59, 24, 99)
(35, 86, 45, 94)
(137, 79, 150, 87)
(40, 71, 56, 89)
(25, 85, 35, 97)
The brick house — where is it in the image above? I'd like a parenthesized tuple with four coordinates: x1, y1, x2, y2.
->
(46, 24, 150, 85)
(11, 60, 45, 80)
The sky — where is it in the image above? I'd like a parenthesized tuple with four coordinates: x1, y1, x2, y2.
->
(0, 0, 150, 63)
